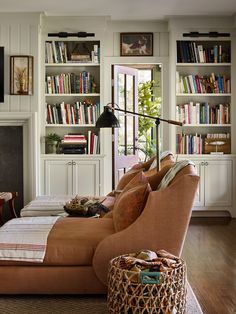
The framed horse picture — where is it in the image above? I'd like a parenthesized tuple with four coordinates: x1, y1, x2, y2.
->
(120, 33, 153, 56)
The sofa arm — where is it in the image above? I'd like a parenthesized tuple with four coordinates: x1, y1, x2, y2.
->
(93, 174, 199, 285)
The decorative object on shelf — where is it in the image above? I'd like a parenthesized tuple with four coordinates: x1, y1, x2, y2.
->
(45, 133, 61, 154)
(96, 104, 182, 171)
(204, 134, 231, 154)
(183, 31, 230, 38)
(120, 32, 153, 56)
(10, 56, 33, 95)
(47, 32, 95, 38)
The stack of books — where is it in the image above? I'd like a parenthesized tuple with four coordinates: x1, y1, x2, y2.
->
(60, 134, 87, 154)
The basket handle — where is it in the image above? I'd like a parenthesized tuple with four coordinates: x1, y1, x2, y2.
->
(140, 271, 161, 284)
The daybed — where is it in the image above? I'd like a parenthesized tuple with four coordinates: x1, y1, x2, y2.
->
(0, 157, 199, 294)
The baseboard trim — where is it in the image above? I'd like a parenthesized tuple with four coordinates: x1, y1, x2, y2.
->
(192, 210, 231, 217)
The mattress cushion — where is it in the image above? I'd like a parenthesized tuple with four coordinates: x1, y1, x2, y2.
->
(0, 217, 115, 266)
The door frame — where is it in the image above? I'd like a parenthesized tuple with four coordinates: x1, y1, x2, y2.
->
(102, 56, 169, 193)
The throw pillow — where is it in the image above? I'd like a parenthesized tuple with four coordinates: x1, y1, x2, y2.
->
(116, 168, 144, 191)
(122, 171, 149, 193)
(113, 183, 151, 232)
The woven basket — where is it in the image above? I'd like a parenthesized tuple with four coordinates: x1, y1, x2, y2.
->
(107, 253, 187, 314)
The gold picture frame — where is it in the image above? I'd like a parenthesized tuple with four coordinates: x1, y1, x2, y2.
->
(10, 55, 33, 95)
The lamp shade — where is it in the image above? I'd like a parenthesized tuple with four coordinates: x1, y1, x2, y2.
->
(96, 106, 120, 128)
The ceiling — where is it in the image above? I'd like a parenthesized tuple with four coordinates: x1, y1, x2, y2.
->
(0, 0, 236, 20)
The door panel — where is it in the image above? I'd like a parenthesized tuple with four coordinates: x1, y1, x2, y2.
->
(113, 65, 139, 188)
(73, 160, 99, 196)
(205, 160, 232, 207)
(45, 160, 73, 195)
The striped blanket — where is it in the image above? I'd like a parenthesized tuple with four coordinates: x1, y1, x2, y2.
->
(0, 216, 60, 262)
(20, 195, 72, 217)
(157, 160, 195, 191)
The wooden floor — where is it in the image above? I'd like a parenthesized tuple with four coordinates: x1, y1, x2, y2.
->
(182, 217, 236, 314)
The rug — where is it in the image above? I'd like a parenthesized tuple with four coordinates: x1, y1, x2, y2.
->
(0, 283, 203, 314)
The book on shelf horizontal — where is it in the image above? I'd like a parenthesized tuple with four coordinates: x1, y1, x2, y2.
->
(46, 101, 100, 125)
(177, 41, 230, 63)
(176, 71, 231, 94)
(176, 102, 230, 125)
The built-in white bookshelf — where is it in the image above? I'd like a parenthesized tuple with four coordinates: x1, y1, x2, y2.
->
(175, 39, 231, 155)
(43, 39, 101, 156)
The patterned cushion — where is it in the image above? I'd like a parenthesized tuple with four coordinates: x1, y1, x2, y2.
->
(113, 183, 151, 232)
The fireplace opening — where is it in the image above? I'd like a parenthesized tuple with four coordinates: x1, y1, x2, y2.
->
(0, 126, 23, 220)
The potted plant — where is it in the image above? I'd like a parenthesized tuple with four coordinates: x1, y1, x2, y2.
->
(138, 80, 161, 161)
(45, 133, 61, 154)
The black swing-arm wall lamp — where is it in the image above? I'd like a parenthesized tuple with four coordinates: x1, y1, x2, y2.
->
(96, 104, 182, 171)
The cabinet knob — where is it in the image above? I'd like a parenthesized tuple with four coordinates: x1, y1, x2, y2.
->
(72, 161, 76, 165)
(68, 162, 72, 165)
(201, 161, 205, 166)
(205, 161, 209, 166)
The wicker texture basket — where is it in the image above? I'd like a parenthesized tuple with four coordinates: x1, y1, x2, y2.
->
(107, 253, 187, 314)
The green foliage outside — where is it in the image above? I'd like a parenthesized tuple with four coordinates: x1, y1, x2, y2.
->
(138, 80, 161, 161)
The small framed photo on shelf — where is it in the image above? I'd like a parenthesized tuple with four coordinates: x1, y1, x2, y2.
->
(10, 55, 33, 95)
(120, 32, 153, 56)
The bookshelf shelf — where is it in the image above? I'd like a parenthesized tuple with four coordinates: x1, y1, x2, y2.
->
(176, 93, 231, 97)
(45, 124, 96, 127)
(176, 63, 231, 67)
(45, 63, 100, 67)
(182, 124, 231, 127)
(45, 93, 100, 97)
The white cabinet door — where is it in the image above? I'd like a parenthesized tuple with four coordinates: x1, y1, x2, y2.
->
(204, 160, 232, 207)
(73, 160, 100, 196)
(45, 160, 73, 195)
(191, 160, 205, 207)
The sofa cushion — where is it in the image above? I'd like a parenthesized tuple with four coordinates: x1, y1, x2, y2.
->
(100, 196, 116, 212)
(122, 171, 149, 193)
(113, 183, 151, 232)
(146, 164, 174, 190)
(0, 217, 115, 266)
(116, 168, 144, 191)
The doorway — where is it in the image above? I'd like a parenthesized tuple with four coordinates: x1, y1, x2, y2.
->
(112, 63, 162, 188)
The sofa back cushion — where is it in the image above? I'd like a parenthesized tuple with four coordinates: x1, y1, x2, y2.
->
(116, 168, 144, 191)
(113, 183, 151, 232)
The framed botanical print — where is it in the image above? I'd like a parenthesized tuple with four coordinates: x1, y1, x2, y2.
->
(10, 56, 33, 95)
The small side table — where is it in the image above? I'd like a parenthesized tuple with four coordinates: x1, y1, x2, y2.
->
(0, 192, 18, 226)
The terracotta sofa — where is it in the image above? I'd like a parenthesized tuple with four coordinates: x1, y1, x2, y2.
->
(0, 161, 199, 294)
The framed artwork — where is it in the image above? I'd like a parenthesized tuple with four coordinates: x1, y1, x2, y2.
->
(10, 56, 33, 95)
(120, 32, 153, 56)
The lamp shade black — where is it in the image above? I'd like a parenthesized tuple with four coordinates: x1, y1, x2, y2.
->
(95, 106, 120, 128)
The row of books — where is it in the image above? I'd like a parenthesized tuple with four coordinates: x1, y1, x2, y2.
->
(177, 41, 230, 63)
(176, 102, 230, 125)
(176, 72, 231, 94)
(60, 133, 100, 155)
(46, 101, 100, 125)
(176, 133, 230, 154)
(45, 41, 100, 64)
(45, 72, 97, 94)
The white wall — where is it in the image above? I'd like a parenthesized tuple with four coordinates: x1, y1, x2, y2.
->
(0, 13, 41, 113)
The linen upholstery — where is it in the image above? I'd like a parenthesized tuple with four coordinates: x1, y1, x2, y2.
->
(0, 218, 115, 267)
(93, 165, 199, 285)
